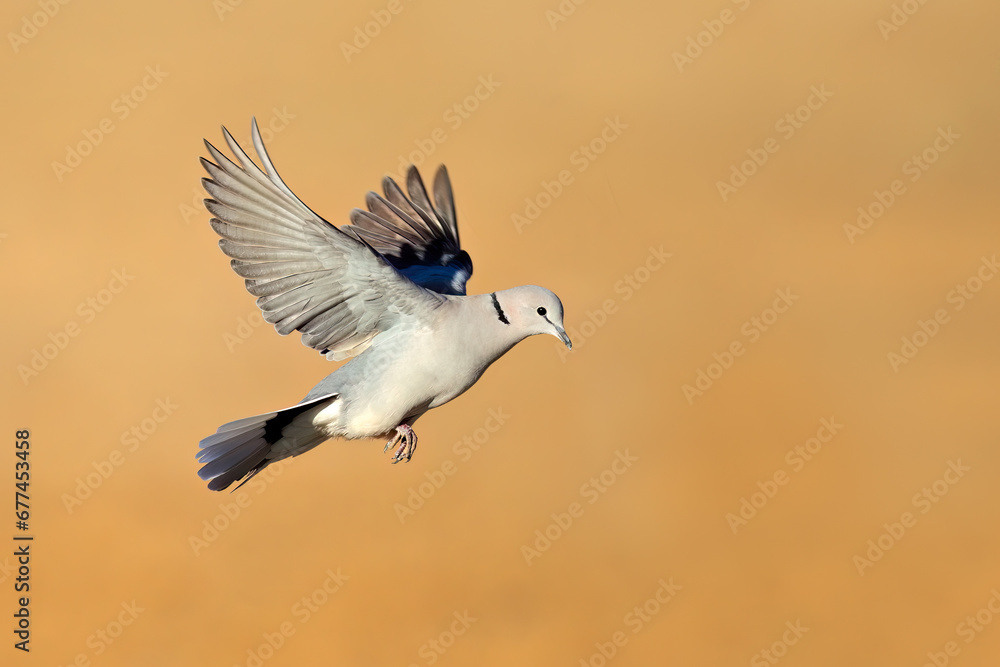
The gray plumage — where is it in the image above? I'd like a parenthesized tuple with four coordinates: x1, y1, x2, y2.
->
(196, 119, 571, 491)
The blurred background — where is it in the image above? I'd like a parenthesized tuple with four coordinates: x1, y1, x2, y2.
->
(3, 0, 1000, 664)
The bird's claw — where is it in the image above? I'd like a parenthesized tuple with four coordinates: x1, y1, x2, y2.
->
(387, 424, 417, 464)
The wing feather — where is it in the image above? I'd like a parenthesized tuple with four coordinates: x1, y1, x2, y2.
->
(342, 164, 473, 296)
(200, 119, 444, 361)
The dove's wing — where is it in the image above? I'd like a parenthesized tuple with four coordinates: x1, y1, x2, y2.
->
(201, 120, 445, 361)
(342, 165, 473, 296)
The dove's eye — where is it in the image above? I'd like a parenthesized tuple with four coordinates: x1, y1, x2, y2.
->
(537, 307, 547, 316)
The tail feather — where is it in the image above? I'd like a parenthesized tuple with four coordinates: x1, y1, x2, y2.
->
(199, 421, 267, 449)
(205, 443, 270, 491)
(197, 394, 337, 491)
(197, 425, 265, 461)
(214, 411, 279, 433)
(197, 429, 266, 477)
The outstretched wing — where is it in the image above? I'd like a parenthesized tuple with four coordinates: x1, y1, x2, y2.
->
(342, 165, 473, 296)
(200, 119, 444, 361)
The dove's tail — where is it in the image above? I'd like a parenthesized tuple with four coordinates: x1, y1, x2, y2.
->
(196, 394, 338, 492)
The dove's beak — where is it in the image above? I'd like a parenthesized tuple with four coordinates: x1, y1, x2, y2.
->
(555, 326, 572, 350)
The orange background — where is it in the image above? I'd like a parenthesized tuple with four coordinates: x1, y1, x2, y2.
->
(3, 0, 1000, 665)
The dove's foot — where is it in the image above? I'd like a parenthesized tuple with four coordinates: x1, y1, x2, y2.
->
(384, 424, 417, 464)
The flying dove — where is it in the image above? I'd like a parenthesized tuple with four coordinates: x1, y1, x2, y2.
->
(196, 120, 571, 491)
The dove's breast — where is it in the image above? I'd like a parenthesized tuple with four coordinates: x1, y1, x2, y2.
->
(302, 299, 519, 439)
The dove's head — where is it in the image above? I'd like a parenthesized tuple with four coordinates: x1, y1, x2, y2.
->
(503, 285, 572, 350)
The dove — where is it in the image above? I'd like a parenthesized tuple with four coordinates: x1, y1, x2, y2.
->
(195, 120, 571, 491)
